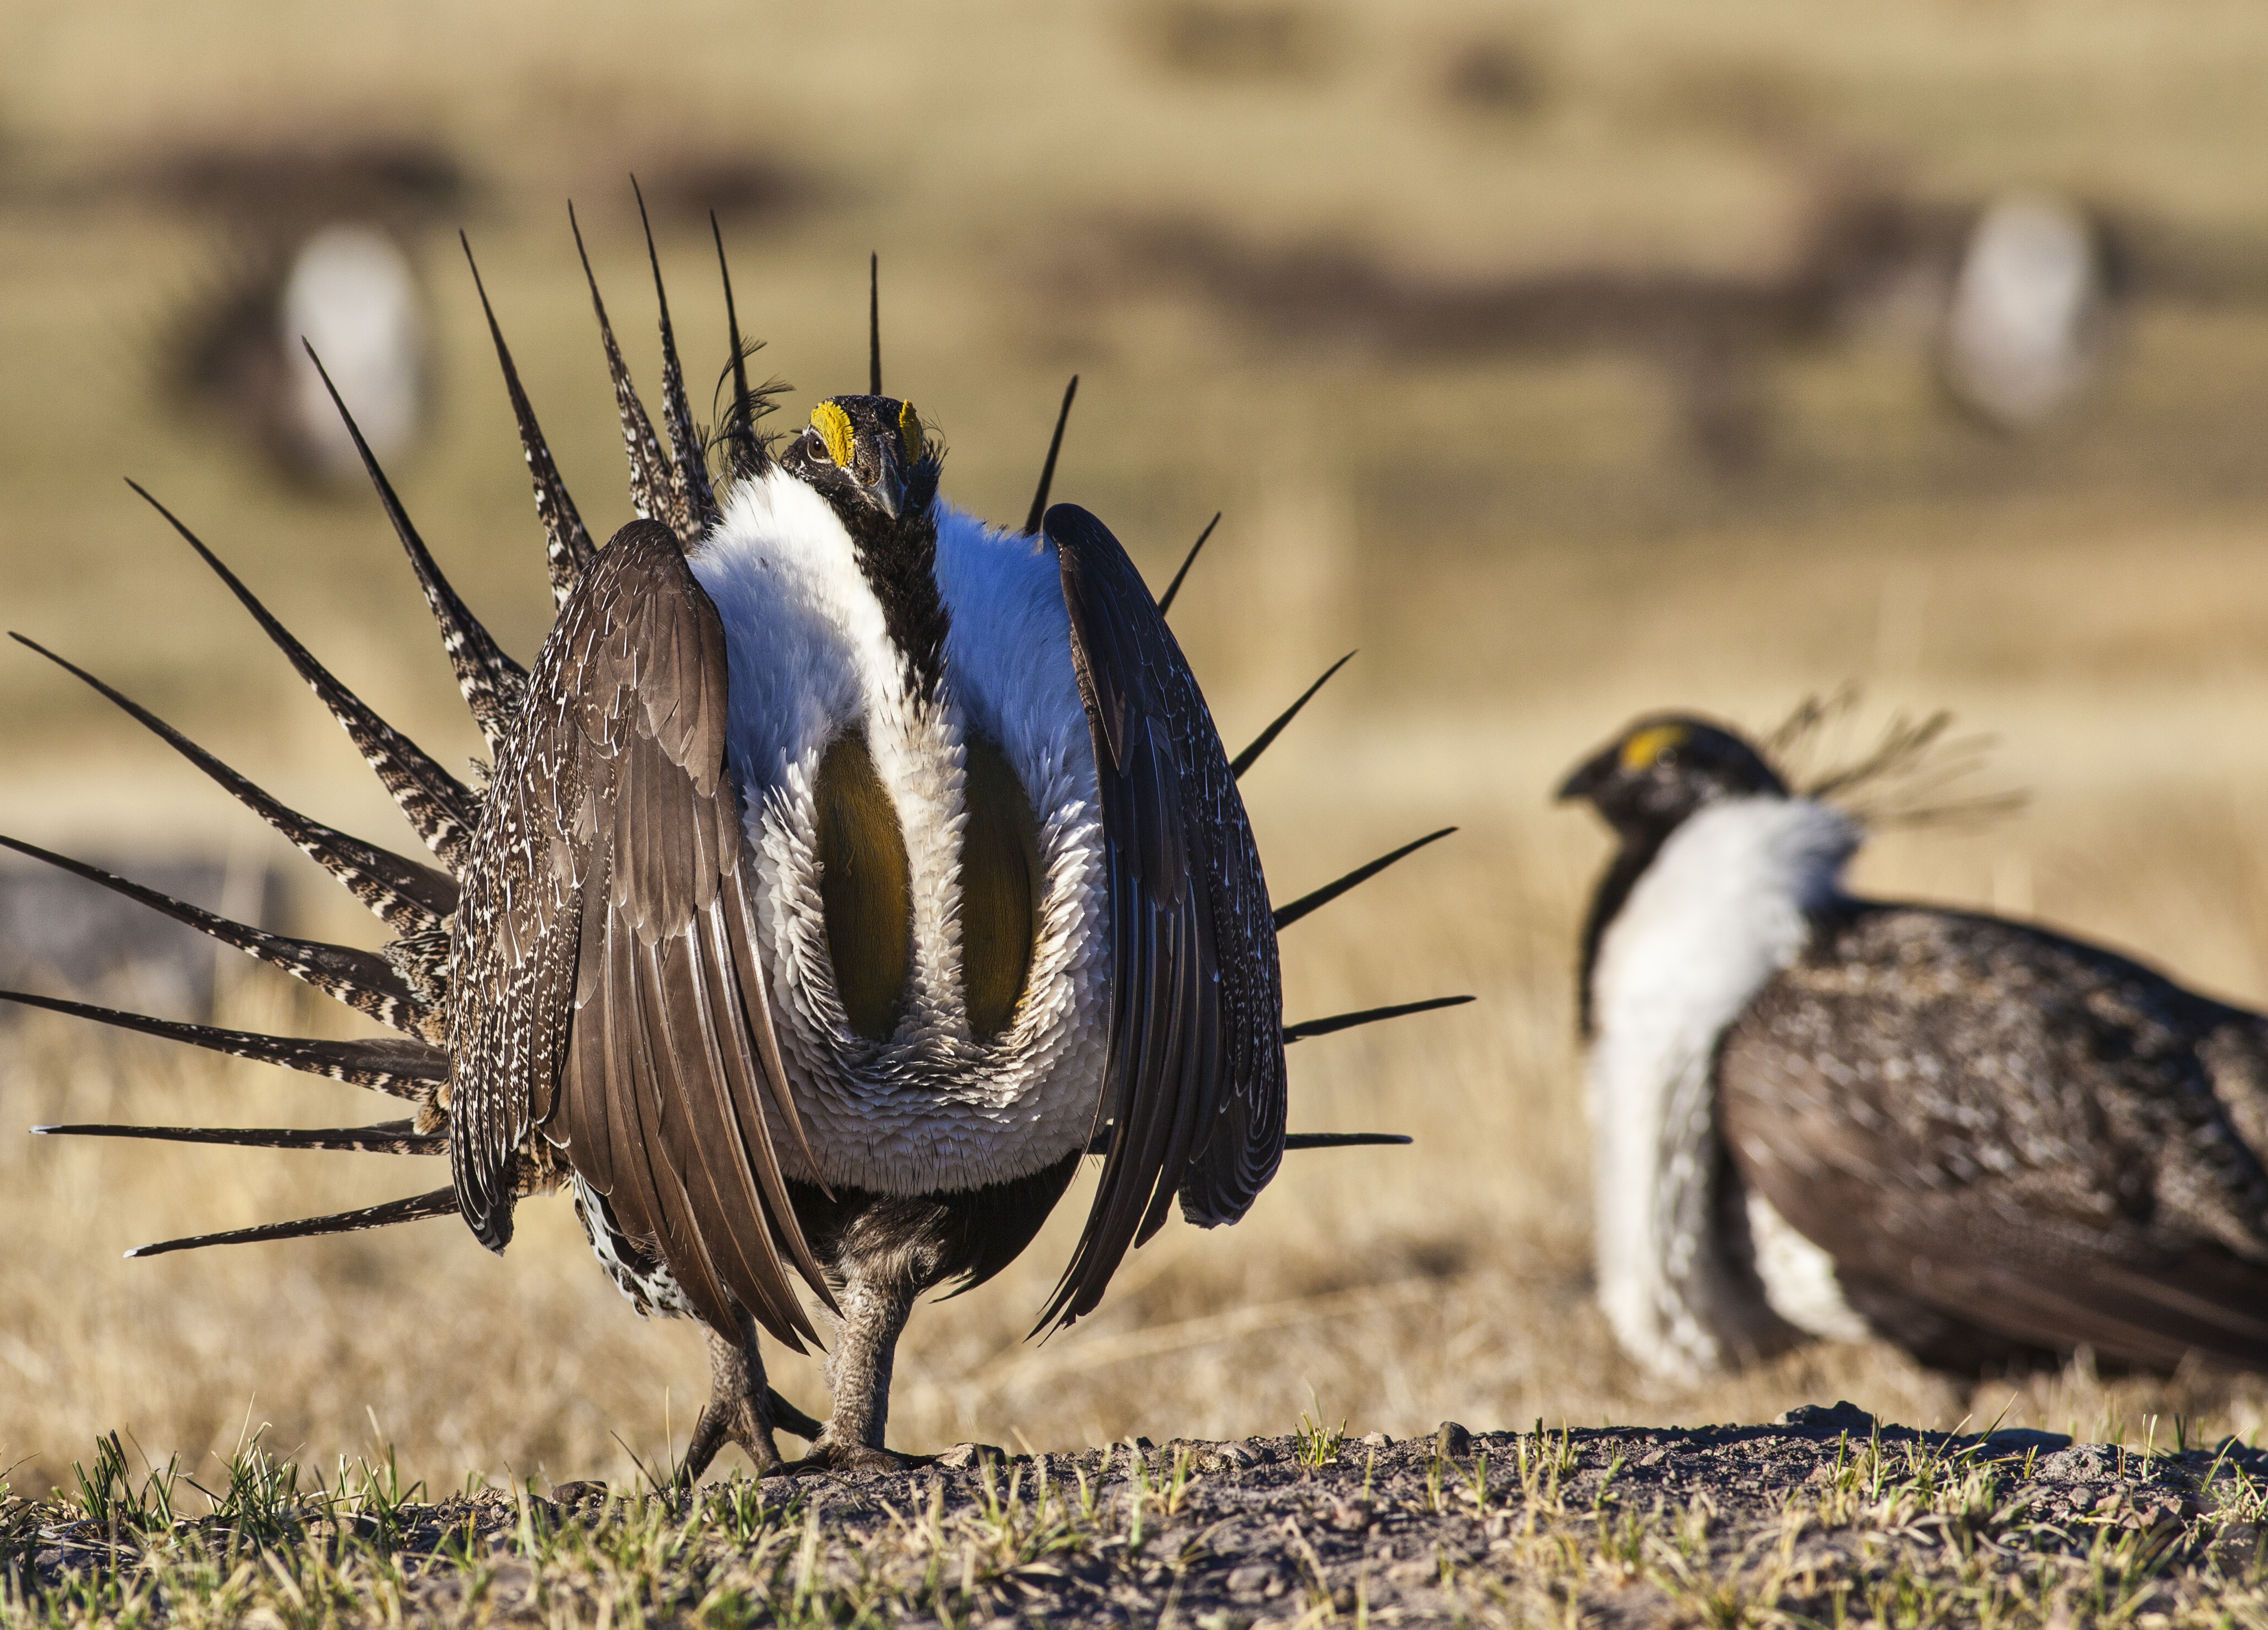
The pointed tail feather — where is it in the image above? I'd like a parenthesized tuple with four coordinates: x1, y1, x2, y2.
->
(868, 252, 881, 396)
(1273, 827, 1456, 933)
(1232, 652, 1354, 780)
(709, 213, 774, 484)
(633, 180, 721, 532)
(0, 989, 445, 1097)
(124, 1188, 458, 1258)
(570, 203, 691, 542)
(462, 233, 597, 608)
(128, 482, 477, 874)
(1282, 994, 1473, 1044)
(0, 837, 429, 1037)
(1155, 513, 1219, 619)
(10, 634, 458, 934)
(37, 1122, 444, 1155)
(1022, 376, 1078, 537)
(301, 343, 528, 755)
(1086, 1126, 1411, 1155)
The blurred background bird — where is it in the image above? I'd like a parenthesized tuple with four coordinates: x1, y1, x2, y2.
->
(1559, 713, 2268, 1383)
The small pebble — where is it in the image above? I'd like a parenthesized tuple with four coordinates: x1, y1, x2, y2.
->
(1226, 1563, 1273, 1596)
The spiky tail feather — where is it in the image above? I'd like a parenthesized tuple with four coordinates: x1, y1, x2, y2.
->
(0, 837, 430, 1037)
(301, 344, 528, 756)
(1155, 513, 1219, 619)
(0, 990, 444, 1098)
(1273, 828, 1456, 932)
(633, 180, 721, 532)
(123, 1189, 459, 1259)
(1087, 1127, 1411, 1155)
(1282, 994, 1474, 1045)
(462, 233, 597, 607)
(8, 634, 457, 935)
(1232, 651, 1354, 780)
(1023, 376, 1078, 537)
(570, 202, 690, 540)
(128, 481, 478, 873)
(37, 1122, 444, 1155)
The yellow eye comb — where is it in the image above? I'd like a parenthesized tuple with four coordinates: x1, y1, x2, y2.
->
(811, 401, 855, 468)
(1620, 724, 1689, 771)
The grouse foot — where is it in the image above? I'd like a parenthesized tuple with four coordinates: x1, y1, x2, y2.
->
(784, 1434, 919, 1476)
(680, 1317, 820, 1483)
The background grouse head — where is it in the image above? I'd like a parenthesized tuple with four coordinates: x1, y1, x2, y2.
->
(1556, 715, 1788, 842)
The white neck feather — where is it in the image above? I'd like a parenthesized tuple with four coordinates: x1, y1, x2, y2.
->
(1586, 795, 1859, 1380)
(689, 479, 1108, 1196)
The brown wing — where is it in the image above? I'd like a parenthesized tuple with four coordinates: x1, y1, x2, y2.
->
(448, 518, 830, 1348)
(1038, 502, 1285, 1332)
(1720, 901, 2268, 1371)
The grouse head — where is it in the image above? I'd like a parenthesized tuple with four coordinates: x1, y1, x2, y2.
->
(781, 394, 939, 525)
(1556, 715, 1788, 842)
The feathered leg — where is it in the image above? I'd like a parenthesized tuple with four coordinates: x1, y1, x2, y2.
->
(681, 1304, 824, 1481)
(795, 1263, 921, 1473)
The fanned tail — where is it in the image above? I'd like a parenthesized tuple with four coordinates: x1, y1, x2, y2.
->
(1273, 828, 1456, 932)
(1282, 995, 1473, 1045)
(462, 233, 598, 608)
(9, 634, 457, 935)
(570, 203, 691, 542)
(0, 836, 429, 1038)
(128, 481, 477, 875)
(0, 989, 445, 1098)
(37, 1122, 444, 1156)
(300, 344, 528, 754)
(124, 1189, 459, 1259)
(633, 180, 721, 533)
(1232, 651, 1354, 779)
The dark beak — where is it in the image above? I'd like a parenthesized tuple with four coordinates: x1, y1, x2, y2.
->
(1554, 744, 1618, 805)
(867, 454, 905, 520)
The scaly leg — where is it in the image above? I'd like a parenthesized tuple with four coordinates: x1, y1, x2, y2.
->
(681, 1305, 823, 1482)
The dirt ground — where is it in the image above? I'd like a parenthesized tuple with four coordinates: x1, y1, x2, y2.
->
(14, 1405, 2267, 1626)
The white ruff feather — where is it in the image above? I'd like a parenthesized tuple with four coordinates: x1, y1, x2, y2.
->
(1746, 1190, 1871, 1343)
(690, 475, 1106, 1196)
(1587, 795, 1862, 1380)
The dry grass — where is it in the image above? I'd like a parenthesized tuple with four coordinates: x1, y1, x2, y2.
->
(12, 1420, 2268, 1626)
(4, 0, 2268, 1510)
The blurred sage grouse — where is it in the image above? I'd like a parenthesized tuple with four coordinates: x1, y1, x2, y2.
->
(1559, 713, 2268, 1383)
(5, 204, 1462, 1477)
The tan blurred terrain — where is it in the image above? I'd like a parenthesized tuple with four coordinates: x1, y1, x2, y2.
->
(4, 0, 2268, 1496)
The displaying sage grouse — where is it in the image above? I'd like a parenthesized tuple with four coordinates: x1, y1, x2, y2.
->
(1558, 713, 2268, 1383)
(5, 205, 1461, 1477)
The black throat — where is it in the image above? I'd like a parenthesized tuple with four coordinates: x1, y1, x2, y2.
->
(777, 419, 951, 700)
(837, 495, 949, 700)
(1575, 823, 1676, 1040)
